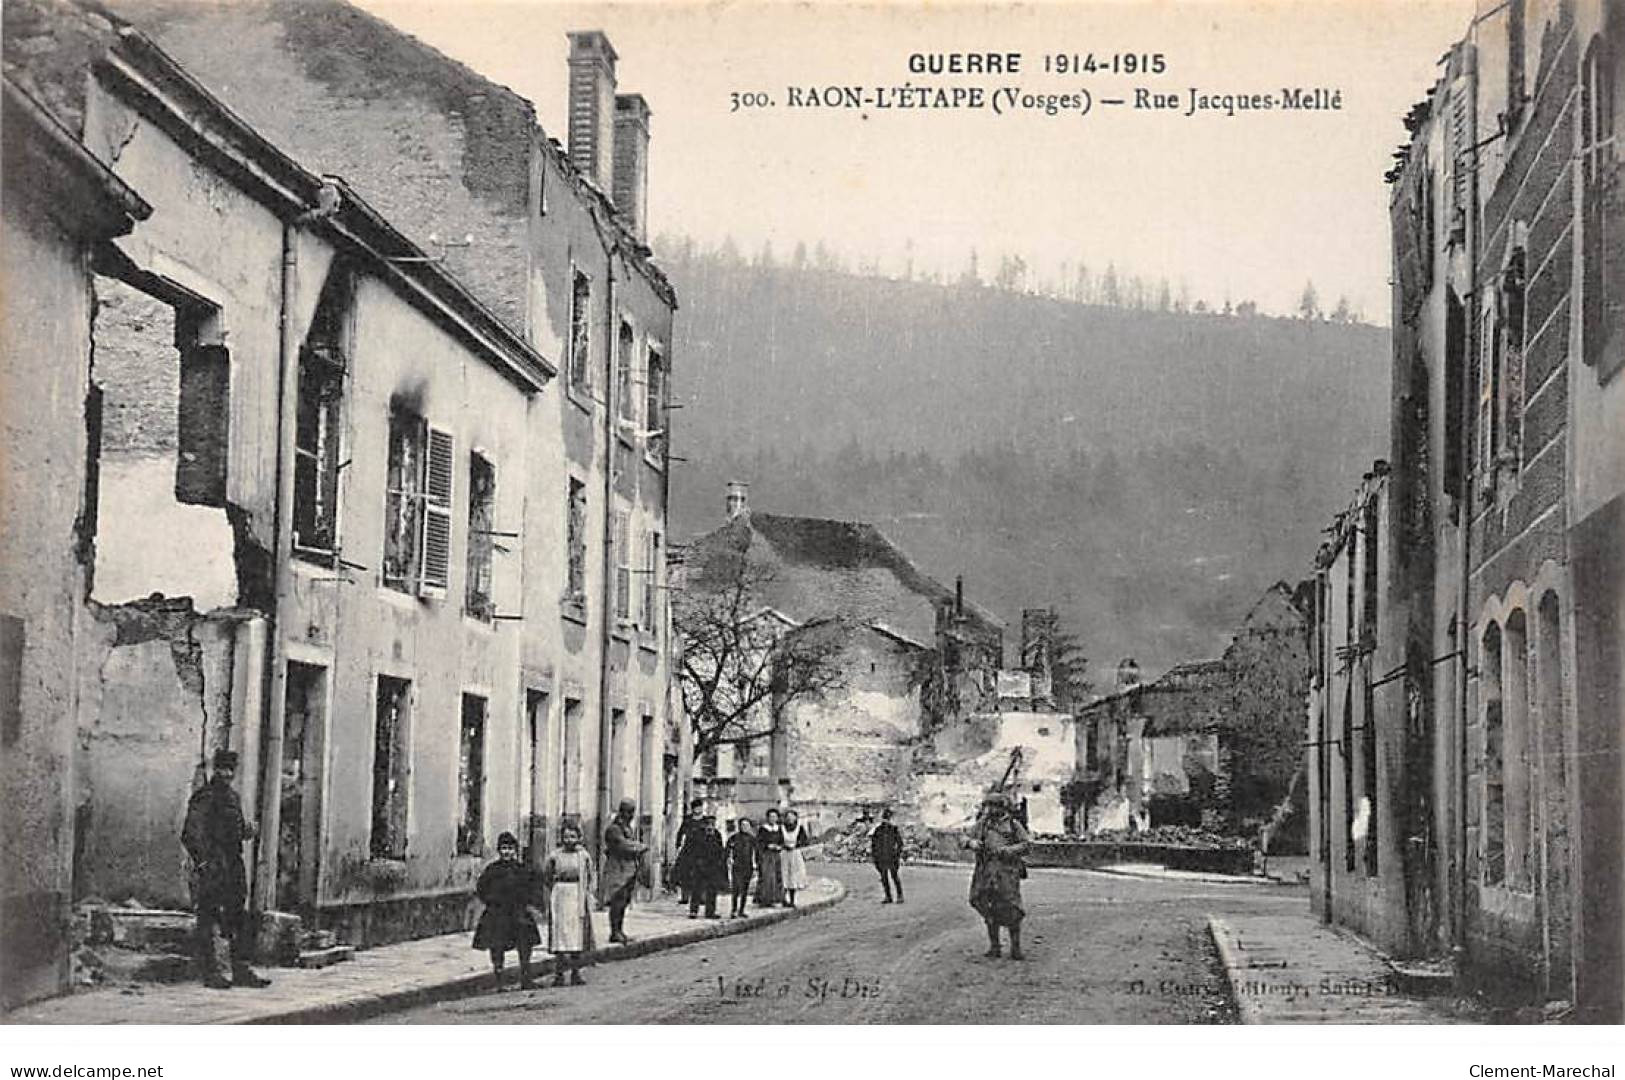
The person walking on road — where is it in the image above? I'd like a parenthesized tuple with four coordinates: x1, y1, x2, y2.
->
(725, 817, 758, 917)
(182, 749, 271, 990)
(871, 807, 905, 904)
(966, 791, 1031, 960)
(541, 818, 595, 986)
(673, 797, 703, 905)
(602, 798, 647, 945)
(754, 807, 785, 907)
(472, 831, 543, 991)
(780, 808, 811, 908)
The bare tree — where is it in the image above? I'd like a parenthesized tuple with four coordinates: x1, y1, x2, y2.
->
(674, 547, 847, 758)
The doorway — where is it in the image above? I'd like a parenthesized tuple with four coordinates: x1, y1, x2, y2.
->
(277, 662, 327, 913)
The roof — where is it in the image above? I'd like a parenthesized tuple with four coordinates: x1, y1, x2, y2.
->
(747, 513, 1005, 632)
(98, 24, 555, 390)
(2, 74, 151, 236)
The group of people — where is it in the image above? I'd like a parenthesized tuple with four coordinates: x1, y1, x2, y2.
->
(182, 746, 1035, 995)
(670, 801, 813, 918)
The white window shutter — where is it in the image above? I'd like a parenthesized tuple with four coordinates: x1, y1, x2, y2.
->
(420, 426, 455, 597)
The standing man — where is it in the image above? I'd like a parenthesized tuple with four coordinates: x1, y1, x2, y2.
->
(673, 797, 703, 905)
(602, 798, 647, 945)
(871, 807, 905, 904)
(182, 749, 271, 990)
(966, 791, 1031, 960)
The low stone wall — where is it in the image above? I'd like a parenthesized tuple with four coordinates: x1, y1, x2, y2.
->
(1026, 840, 1257, 876)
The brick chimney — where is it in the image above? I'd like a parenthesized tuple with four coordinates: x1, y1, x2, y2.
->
(725, 480, 749, 521)
(567, 31, 618, 187)
(612, 93, 651, 240)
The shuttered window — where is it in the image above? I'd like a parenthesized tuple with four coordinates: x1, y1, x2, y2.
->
(614, 507, 631, 622)
(420, 426, 454, 597)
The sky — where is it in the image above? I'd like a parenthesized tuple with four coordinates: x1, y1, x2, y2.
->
(356, 0, 1476, 322)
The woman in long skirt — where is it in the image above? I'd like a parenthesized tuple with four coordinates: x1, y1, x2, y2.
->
(779, 808, 811, 907)
(541, 819, 596, 986)
(754, 807, 785, 906)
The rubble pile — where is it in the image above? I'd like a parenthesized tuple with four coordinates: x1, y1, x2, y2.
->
(817, 821, 937, 863)
(1085, 825, 1254, 849)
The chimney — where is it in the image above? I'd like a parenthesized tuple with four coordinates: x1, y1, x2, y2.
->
(612, 93, 650, 240)
(955, 575, 964, 617)
(567, 31, 618, 187)
(725, 480, 749, 521)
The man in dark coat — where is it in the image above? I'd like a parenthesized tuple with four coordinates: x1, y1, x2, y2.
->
(182, 750, 270, 989)
(871, 807, 905, 904)
(602, 798, 647, 944)
(684, 813, 728, 919)
(966, 791, 1031, 960)
(672, 797, 703, 905)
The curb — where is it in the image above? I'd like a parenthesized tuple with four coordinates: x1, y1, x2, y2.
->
(232, 879, 847, 1025)
(1206, 915, 1265, 1025)
(1093, 865, 1269, 886)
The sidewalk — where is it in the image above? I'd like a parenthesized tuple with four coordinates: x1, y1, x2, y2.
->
(4, 878, 844, 1025)
(1095, 863, 1269, 886)
(1208, 912, 1475, 1023)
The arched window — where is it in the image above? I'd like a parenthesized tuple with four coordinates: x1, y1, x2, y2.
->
(1483, 621, 1505, 884)
(1504, 609, 1532, 889)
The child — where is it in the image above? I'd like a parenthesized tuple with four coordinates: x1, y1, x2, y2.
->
(687, 813, 727, 919)
(472, 831, 542, 991)
(724, 817, 758, 918)
(541, 818, 596, 986)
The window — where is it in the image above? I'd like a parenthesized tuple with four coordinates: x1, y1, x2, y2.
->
(1499, 243, 1527, 467)
(566, 478, 587, 604)
(465, 453, 496, 621)
(569, 270, 591, 394)
(294, 347, 344, 553)
(614, 507, 631, 623)
(1504, 610, 1533, 890)
(383, 407, 453, 597)
(458, 694, 487, 856)
(294, 264, 352, 553)
(1361, 498, 1380, 877)
(562, 698, 583, 816)
(371, 675, 411, 859)
(1582, 32, 1623, 381)
(617, 320, 635, 423)
(645, 347, 666, 459)
(176, 342, 230, 507)
(1506, 0, 1526, 129)
(642, 530, 660, 631)
(1483, 623, 1506, 884)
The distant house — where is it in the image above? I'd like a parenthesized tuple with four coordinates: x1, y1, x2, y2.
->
(678, 484, 1004, 830)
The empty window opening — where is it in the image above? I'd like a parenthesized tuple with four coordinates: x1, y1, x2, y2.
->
(562, 697, 583, 817)
(1504, 609, 1532, 890)
(568, 270, 591, 394)
(610, 708, 628, 802)
(526, 690, 551, 857)
(1483, 623, 1506, 884)
(645, 347, 666, 459)
(465, 453, 496, 621)
(89, 275, 236, 608)
(371, 675, 411, 859)
(1581, 31, 1623, 381)
(277, 662, 327, 912)
(566, 478, 588, 604)
(458, 694, 487, 856)
(617, 320, 635, 422)
(293, 266, 352, 556)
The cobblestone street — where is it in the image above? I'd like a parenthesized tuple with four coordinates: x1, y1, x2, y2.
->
(373, 862, 1303, 1024)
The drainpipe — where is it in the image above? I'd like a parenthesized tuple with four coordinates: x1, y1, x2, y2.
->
(596, 246, 619, 862)
(254, 186, 340, 917)
(1453, 49, 1479, 974)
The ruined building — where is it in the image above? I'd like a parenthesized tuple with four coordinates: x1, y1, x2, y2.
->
(1, 0, 678, 1007)
(1311, 0, 1623, 1021)
(678, 485, 1004, 830)
(1075, 582, 1312, 843)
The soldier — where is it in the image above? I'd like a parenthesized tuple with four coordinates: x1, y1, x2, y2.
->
(871, 807, 905, 904)
(602, 798, 647, 944)
(965, 791, 1031, 960)
(182, 749, 271, 989)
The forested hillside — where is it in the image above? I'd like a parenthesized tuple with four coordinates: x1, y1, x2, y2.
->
(660, 242, 1391, 677)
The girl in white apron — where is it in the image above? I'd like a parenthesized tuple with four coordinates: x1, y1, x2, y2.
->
(780, 809, 811, 906)
(542, 819, 596, 986)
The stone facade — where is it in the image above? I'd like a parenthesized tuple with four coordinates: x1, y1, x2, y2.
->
(1318, 0, 1623, 1020)
(1, 0, 679, 1002)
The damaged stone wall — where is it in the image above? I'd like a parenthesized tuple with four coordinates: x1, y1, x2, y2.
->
(915, 711, 1077, 834)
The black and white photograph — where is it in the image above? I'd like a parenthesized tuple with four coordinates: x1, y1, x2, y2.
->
(1, 0, 1622, 1059)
